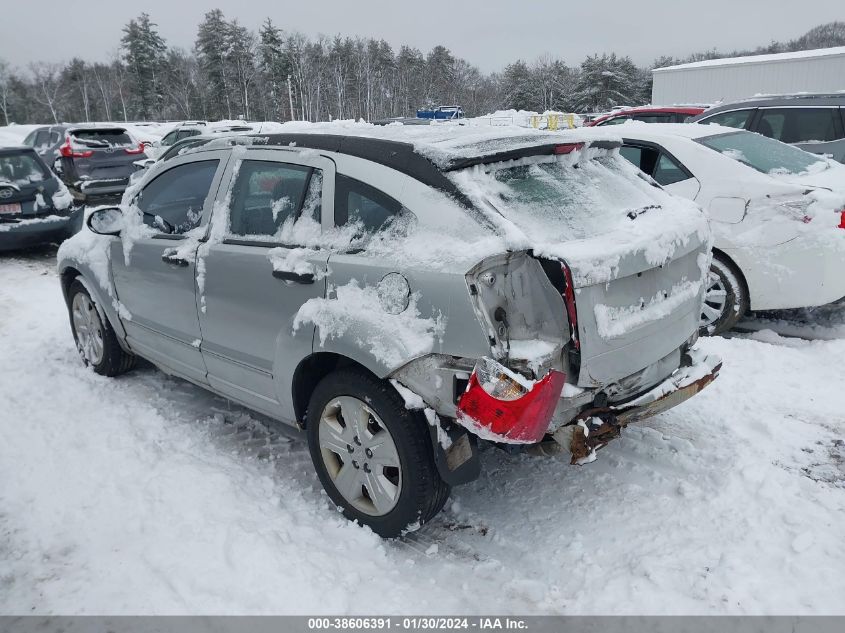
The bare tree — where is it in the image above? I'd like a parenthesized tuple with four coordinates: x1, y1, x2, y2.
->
(29, 62, 64, 123)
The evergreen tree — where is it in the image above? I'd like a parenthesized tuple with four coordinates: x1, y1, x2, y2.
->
(120, 13, 167, 119)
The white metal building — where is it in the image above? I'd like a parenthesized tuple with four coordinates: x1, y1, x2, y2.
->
(652, 46, 845, 104)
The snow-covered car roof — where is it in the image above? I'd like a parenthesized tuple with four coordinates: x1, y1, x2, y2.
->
(576, 121, 738, 143)
(251, 120, 624, 171)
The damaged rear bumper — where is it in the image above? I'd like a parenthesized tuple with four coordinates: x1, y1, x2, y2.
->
(559, 350, 721, 463)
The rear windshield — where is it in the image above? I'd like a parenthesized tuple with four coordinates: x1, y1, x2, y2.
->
(450, 150, 669, 242)
(697, 130, 827, 176)
(71, 128, 134, 148)
(0, 152, 49, 185)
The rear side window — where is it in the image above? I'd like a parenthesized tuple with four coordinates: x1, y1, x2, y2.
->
(228, 160, 312, 238)
(71, 129, 133, 148)
(652, 154, 690, 186)
(631, 114, 672, 123)
(756, 108, 839, 143)
(700, 109, 753, 130)
(597, 116, 629, 126)
(137, 160, 219, 234)
(335, 175, 403, 233)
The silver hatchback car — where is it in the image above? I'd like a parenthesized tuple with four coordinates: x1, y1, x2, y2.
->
(58, 128, 721, 537)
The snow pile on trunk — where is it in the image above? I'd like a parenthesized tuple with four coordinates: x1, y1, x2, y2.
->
(449, 147, 711, 286)
(293, 280, 445, 368)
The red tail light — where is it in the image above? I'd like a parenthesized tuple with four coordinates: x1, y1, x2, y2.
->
(553, 143, 584, 155)
(838, 210, 845, 229)
(124, 142, 145, 155)
(561, 262, 580, 350)
(457, 359, 566, 443)
(59, 136, 93, 158)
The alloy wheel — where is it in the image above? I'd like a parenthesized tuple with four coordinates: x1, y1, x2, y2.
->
(318, 396, 402, 516)
(71, 293, 105, 366)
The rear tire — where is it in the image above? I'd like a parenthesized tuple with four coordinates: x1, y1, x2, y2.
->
(700, 255, 748, 337)
(306, 368, 450, 538)
(67, 279, 135, 377)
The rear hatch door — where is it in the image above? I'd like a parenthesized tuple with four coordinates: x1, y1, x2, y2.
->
(0, 150, 58, 217)
(67, 128, 140, 182)
(450, 144, 711, 388)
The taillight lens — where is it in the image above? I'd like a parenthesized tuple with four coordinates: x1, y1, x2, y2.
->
(59, 136, 93, 158)
(124, 143, 145, 155)
(554, 143, 584, 155)
(457, 357, 565, 443)
(561, 262, 580, 350)
(838, 209, 845, 229)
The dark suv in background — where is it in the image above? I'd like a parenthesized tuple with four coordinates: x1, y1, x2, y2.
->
(690, 94, 845, 163)
(22, 125, 67, 166)
(55, 126, 144, 203)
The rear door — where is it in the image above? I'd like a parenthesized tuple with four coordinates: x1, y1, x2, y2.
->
(751, 107, 844, 159)
(197, 149, 333, 419)
(110, 152, 229, 384)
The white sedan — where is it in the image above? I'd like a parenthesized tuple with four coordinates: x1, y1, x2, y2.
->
(584, 122, 845, 335)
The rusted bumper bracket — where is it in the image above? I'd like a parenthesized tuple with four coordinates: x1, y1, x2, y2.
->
(562, 351, 722, 464)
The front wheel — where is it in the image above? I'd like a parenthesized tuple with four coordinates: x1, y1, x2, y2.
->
(67, 279, 135, 376)
(699, 256, 749, 337)
(306, 369, 450, 537)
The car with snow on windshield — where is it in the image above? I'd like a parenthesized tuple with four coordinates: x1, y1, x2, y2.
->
(594, 122, 845, 335)
(57, 127, 720, 537)
(0, 146, 77, 252)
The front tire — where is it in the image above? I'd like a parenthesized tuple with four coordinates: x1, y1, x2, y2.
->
(306, 369, 450, 538)
(67, 279, 135, 376)
(700, 255, 749, 336)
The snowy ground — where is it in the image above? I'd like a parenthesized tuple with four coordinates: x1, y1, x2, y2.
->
(1, 248, 844, 615)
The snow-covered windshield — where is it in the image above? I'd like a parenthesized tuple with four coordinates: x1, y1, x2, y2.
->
(451, 149, 668, 242)
(698, 131, 827, 176)
(0, 153, 49, 185)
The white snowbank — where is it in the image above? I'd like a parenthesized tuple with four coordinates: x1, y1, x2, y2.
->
(2, 257, 845, 614)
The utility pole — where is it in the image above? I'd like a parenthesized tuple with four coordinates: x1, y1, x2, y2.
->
(287, 75, 295, 121)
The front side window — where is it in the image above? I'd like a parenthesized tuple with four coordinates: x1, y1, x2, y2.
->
(137, 160, 219, 234)
(700, 109, 753, 130)
(698, 130, 827, 175)
(160, 131, 179, 147)
(228, 160, 314, 238)
(757, 108, 839, 144)
(335, 175, 402, 233)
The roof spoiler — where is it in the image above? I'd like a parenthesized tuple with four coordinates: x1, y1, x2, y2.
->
(442, 139, 621, 172)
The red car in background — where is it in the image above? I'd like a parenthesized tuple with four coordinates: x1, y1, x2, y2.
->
(587, 106, 706, 127)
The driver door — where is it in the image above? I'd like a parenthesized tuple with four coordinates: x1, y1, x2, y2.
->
(110, 151, 230, 384)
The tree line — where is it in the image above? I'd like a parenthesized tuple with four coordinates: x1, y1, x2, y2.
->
(0, 12, 843, 126)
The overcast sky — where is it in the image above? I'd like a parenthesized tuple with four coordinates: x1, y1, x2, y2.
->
(1, 0, 842, 71)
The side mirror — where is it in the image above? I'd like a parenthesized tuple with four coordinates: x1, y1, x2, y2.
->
(87, 207, 124, 236)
